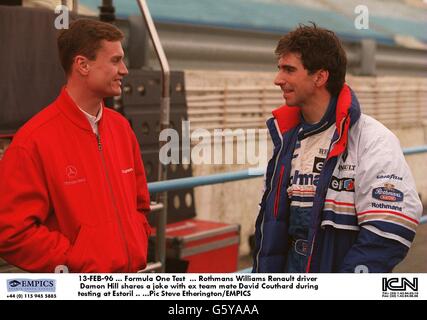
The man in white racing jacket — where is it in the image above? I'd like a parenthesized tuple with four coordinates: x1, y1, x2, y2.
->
(252, 23, 423, 273)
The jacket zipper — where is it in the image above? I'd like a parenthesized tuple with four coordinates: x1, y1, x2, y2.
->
(305, 128, 340, 272)
(301, 120, 330, 139)
(274, 165, 285, 218)
(97, 134, 131, 272)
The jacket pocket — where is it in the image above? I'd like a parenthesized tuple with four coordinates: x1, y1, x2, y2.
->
(129, 212, 151, 271)
(66, 222, 128, 272)
(136, 212, 152, 239)
(274, 165, 285, 218)
(66, 225, 90, 272)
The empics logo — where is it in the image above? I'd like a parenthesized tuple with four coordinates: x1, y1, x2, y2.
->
(7, 279, 56, 293)
(8, 280, 21, 288)
(382, 277, 418, 298)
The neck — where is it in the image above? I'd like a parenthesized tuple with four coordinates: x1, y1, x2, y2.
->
(300, 91, 331, 124)
(66, 80, 102, 116)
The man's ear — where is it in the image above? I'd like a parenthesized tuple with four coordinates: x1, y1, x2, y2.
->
(74, 55, 90, 76)
(314, 69, 329, 88)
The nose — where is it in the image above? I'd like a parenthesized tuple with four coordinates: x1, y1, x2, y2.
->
(274, 71, 284, 87)
(119, 60, 129, 76)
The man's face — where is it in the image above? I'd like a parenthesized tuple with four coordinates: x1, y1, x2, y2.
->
(85, 40, 128, 97)
(274, 52, 317, 107)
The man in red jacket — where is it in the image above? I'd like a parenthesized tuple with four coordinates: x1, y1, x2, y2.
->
(0, 19, 151, 272)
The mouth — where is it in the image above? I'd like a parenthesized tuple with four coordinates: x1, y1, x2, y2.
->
(282, 88, 294, 99)
(114, 79, 122, 86)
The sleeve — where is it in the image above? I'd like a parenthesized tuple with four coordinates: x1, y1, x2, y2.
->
(131, 131, 151, 216)
(130, 130, 152, 240)
(339, 129, 423, 273)
(0, 146, 71, 272)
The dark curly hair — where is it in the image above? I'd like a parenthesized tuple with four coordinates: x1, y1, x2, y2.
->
(275, 23, 347, 96)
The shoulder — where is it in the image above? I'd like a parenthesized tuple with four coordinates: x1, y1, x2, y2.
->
(103, 107, 132, 129)
(11, 102, 61, 148)
(351, 114, 400, 149)
(103, 108, 136, 142)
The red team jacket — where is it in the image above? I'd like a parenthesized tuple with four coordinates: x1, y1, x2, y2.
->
(0, 88, 151, 272)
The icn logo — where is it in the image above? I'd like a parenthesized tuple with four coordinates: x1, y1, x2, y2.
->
(382, 277, 418, 298)
(382, 278, 418, 292)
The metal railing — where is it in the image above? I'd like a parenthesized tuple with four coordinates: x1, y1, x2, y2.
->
(148, 168, 265, 194)
(136, 0, 170, 273)
(399, 145, 427, 156)
(148, 145, 427, 195)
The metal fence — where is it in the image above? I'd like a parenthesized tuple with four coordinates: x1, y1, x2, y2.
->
(185, 74, 427, 131)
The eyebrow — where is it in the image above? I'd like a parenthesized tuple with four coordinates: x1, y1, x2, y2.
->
(111, 55, 124, 61)
(278, 64, 297, 71)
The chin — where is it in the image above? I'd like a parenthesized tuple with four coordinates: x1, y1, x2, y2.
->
(107, 89, 122, 97)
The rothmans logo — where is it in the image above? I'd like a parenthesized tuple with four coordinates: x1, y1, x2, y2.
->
(7, 279, 56, 293)
(372, 183, 404, 202)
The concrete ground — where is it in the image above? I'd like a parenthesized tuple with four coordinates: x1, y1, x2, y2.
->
(239, 223, 427, 273)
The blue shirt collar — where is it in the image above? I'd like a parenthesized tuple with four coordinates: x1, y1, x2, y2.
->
(298, 95, 337, 140)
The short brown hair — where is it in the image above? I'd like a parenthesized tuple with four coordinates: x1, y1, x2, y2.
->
(275, 23, 347, 96)
(57, 19, 124, 75)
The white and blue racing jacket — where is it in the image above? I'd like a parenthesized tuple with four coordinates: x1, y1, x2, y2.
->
(253, 84, 423, 273)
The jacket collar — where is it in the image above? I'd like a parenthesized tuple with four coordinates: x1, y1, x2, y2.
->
(269, 84, 361, 158)
(55, 87, 105, 133)
(298, 95, 336, 140)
